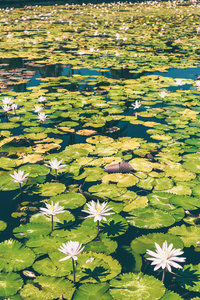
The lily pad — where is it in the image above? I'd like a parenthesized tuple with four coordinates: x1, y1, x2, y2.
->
(0, 239, 35, 272)
(0, 273, 23, 297)
(126, 207, 175, 229)
(110, 272, 165, 300)
(169, 195, 200, 210)
(20, 276, 75, 300)
(0, 220, 7, 232)
(32, 182, 66, 196)
(73, 282, 112, 300)
(30, 210, 75, 229)
(19, 164, 50, 177)
(102, 173, 139, 187)
(84, 234, 118, 255)
(168, 225, 200, 247)
(50, 193, 86, 210)
(131, 232, 184, 255)
(13, 223, 51, 239)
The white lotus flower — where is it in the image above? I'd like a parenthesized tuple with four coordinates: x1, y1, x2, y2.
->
(174, 79, 185, 86)
(2, 97, 13, 105)
(11, 104, 18, 111)
(2, 105, 11, 112)
(37, 112, 48, 122)
(10, 170, 29, 184)
(44, 158, 66, 170)
(131, 100, 141, 110)
(34, 105, 44, 113)
(81, 200, 114, 222)
(39, 201, 65, 216)
(146, 240, 186, 273)
(195, 81, 200, 88)
(38, 96, 46, 103)
(58, 241, 84, 261)
(158, 91, 168, 99)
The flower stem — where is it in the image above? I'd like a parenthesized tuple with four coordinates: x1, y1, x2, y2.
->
(97, 220, 100, 235)
(72, 258, 75, 283)
(162, 269, 166, 283)
(51, 215, 54, 232)
(55, 169, 57, 180)
(19, 183, 22, 195)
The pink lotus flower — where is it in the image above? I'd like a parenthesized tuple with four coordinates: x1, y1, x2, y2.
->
(10, 170, 29, 184)
(58, 241, 84, 261)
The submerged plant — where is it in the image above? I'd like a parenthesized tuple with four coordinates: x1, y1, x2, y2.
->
(146, 240, 186, 283)
(44, 158, 67, 179)
(10, 170, 29, 194)
(58, 241, 84, 283)
(39, 201, 65, 232)
(81, 200, 115, 235)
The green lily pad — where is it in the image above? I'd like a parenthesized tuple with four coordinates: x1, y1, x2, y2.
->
(131, 232, 184, 255)
(33, 256, 71, 277)
(49, 193, 86, 209)
(176, 264, 200, 293)
(19, 164, 50, 177)
(0, 273, 23, 297)
(73, 282, 112, 300)
(137, 177, 174, 191)
(51, 218, 97, 243)
(32, 182, 66, 196)
(25, 235, 66, 256)
(13, 223, 51, 239)
(88, 183, 127, 200)
(123, 196, 148, 212)
(169, 195, 200, 210)
(20, 276, 75, 300)
(99, 214, 129, 237)
(0, 220, 7, 232)
(0, 174, 21, 191)
(30, 210, 75, 229)
(160, 290, 184, 300)
(0, 157, 16, 170)
(168, 225, 200, 247)
(62, 251, 121, 283)
(148, 192, 176, 211)
(126, 207, 175, 229)
(0, 239, 35, 272)
(102, 173, 139, 187)
(84, 234, 118, 255)
(110, 272, 165, 300)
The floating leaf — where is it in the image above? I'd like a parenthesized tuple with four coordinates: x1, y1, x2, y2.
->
(169, 195, 200, 210)
(0, 239, 35, 272)
(168, 225, 200, 247)
(102, 173, 139, 187)
(84, 234, 118, 255)
(131, 233, 184, 255)
(127, 207, 175, 229)
(0, 220, 7, 232)
(73, 282, 112, 300)
(13, 223, 51, 239)
(50, 193, 86, 210)
(20, 276, 75, 300)
(32, 182, 66, 196)
(0, 273, 23, 297)
(110, 272, 165, 299)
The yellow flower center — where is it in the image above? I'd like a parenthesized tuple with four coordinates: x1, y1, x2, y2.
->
(161, 250, 169, 261)
(50, 205, 55, 211)
(96, 205, 102, 213)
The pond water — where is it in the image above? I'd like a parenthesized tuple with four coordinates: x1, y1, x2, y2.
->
(0, 1, 200, 299)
